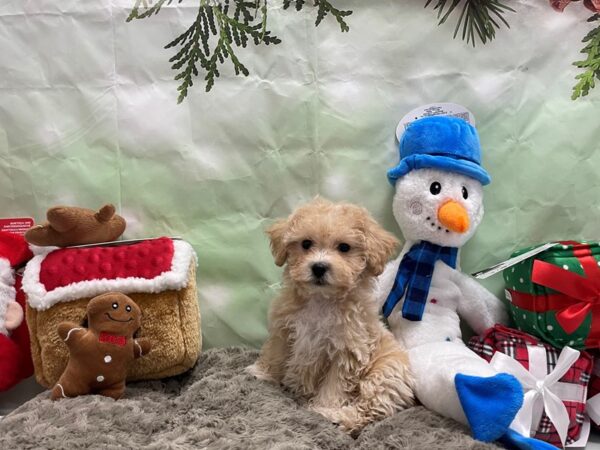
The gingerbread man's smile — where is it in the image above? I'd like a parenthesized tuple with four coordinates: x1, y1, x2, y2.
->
(105, 313, 133, 323)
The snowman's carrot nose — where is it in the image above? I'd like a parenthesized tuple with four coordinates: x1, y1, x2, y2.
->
(437, 200, 469, 233)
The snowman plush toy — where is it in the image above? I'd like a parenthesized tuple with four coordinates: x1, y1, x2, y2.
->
(376, 105, 552, 449)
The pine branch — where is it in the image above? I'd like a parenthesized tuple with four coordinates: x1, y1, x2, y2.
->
(128, 0, 352, 102)
(572, 14, 600, 100)
(425, 0, 514, 46)
(127, 0, 183, 21)
(164, 1, 281, 102)
(283, 0, 352, 32)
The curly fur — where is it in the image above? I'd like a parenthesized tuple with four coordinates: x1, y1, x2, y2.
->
(248, 198, 415, 434)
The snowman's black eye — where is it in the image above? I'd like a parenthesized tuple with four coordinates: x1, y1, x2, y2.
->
(462, 186, 469, 200)
(112, 303, 118, 309)
(430, 182, 442, 195)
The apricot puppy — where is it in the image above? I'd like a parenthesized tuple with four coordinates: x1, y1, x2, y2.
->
(249, 198, 414, 433)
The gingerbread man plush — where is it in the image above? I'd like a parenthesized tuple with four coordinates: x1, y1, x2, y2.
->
(51, 292, 152, 400)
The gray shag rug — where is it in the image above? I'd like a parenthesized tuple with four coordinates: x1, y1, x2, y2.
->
(0, 348, 500, 449)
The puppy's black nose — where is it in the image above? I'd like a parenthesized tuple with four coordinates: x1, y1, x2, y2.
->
(311, 262, 329, 279)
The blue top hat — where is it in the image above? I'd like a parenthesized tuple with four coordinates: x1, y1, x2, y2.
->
(387, 116, 491, 186)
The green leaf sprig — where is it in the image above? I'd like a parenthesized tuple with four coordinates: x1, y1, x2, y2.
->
(572, 14, 600, 100)
(128, 0, 352, 103)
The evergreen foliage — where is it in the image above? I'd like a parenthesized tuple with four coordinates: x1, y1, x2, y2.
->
(128, 0, 351, 103)
(572, 15, 600, 100)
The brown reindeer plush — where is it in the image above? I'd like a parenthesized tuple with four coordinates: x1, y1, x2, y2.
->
(25, 204, 126, 247)
(50, 292, 151, 400)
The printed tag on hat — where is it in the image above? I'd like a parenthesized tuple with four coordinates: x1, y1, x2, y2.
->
(396, 103, 476, 141)
(0, 217, 34, 235)
(471, 242, 558, 280)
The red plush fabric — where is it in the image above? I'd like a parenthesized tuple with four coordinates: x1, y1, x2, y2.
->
(98, 332, 127, 347)
(0, 231, 33, 267)
(0, 275, 33, 391)
(39, 237, 175, 291)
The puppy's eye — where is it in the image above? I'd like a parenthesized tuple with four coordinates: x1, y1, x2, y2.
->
(430, 182, 442, 195)
(338, 243, 351, 253)
(112, 303, 118, 309)
(462, 186, 468, 200)
(125, 305, 132, 312)
(301, 240, 312, 250)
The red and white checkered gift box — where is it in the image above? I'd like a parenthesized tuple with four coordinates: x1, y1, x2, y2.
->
(468, 324, 593, 448)
(585, 351, 600, 429)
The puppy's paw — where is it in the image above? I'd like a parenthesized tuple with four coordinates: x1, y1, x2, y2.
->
(309, 405, 344, 424)
(245, 362, 276, 383)
(312, 405, 364, 436)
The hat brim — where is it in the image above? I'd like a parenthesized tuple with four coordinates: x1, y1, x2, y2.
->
(387, 154, 491, 186)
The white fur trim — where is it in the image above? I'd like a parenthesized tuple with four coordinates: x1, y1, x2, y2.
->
(23, 240, 196, 311)
(0, 258, 16, 335)
(0, 258, 14, 286)
(30, 244, 59, 256)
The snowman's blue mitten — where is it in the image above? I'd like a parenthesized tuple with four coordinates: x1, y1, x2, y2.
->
(498, 429, 557, 450)
(455, 373, 523, 442)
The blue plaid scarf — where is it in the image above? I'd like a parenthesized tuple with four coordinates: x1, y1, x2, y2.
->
(381, 240, 458, 321)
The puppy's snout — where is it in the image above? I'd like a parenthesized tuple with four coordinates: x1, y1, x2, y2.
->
(311, 262, 329, 279)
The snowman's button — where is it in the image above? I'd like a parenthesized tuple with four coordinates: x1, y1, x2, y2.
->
(97, 375, 105, 382)
(104, 355, 112, 363)
(430, 299, 438, 304)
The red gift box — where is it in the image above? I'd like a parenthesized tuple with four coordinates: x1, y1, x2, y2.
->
(469, 325, 592, 447)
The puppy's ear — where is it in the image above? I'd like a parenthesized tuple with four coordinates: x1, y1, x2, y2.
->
(364, 217, 399, 276)
(266, 219, 289, 267)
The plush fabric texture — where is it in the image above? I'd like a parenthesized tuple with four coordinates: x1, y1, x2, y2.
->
(499, 429, 559, 450)
(0, 275, 34, 391)
(24, 204, 126, 247)
(0, 232, 34, 391)
(382, 240, 458, 320)
(23, 238, 194, 310)
(27, 263, 200, 388)
(51, 292, 152, 400)
(388, 116, 491, 186)
(455, 373, 524, 442)
(0, 348, 500, 450)
(390, 169, 485, 248)
(40, 238, 175, 291)
(0, 231, 34, 267)
(0, 231, 34, 335)
(376, 131, 514, 441)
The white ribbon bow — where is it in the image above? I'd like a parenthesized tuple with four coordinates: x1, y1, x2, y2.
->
(587, 393, 600, 425)
(490, 345, 584, 447)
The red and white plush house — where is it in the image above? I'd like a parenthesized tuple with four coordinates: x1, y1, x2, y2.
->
(22, 237, 201, 388)
(0, 231, 34, 391)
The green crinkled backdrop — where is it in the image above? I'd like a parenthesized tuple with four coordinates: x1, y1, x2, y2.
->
(1, 0, 599, 353)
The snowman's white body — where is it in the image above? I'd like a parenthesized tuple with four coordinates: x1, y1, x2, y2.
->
(375, 168, 508, 424)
